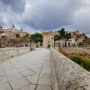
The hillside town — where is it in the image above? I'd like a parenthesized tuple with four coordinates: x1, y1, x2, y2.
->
(0, 25, 89, 48)
(0, 25, 30, 47)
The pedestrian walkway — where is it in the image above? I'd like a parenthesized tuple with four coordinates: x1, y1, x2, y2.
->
(0, 48, 51, 90)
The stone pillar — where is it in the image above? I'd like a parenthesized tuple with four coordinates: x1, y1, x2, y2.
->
(66, 41, 68, 47)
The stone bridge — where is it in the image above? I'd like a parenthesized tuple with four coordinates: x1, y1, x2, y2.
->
(0, 48, 90, 90)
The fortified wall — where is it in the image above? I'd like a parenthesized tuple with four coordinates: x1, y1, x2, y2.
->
(50, 48, 90, 90)
(0, 38, 30, 47)
(0, 47, 35, 61)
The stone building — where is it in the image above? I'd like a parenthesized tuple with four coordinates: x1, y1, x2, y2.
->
(70, 30, 88, 45)
(42, 31, 79, 48)
(42, 31, 59, 36)
(0, 25, 31, 47)
(42, 30, 88, 48)
(43, 33, 54, 48)
(0, 25, 30, 39)
(55, 38, 77, 47)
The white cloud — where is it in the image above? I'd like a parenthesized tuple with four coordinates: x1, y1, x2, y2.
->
(0, 0, 90, 37)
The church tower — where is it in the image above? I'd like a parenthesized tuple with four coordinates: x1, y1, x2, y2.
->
(12, 24, 15, 29)
(21, 28, 23, 31)
(0, 25, 3, 31)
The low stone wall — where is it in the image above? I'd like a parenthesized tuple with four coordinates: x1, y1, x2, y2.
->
(0, 47, 35, 61)
(50, 48, 90, 90)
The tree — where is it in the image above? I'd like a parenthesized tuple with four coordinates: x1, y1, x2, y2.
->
(79, 42, 83, 46)
(30, 33, 43, 43)
(82, 33, 85, 36)
(16, 34, 20, 38)
(54, 35, 61, 41)
(58, 28, 65, 39)
(23, 34, 29, 38)
(65, 32, 71, 40)
(2, 36, 6, 38)
(0, 30, 4, 33)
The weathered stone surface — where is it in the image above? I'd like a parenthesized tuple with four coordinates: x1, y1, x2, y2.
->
(17, 85, 35, 90)
(5, 69, 23, 81)
(37, 85, 51, 90)
(26, 74, 39, 84)
(0, 47, 35, 61)
(0, 82, 11, 90)
(0, 76, 8, 84)
(0, 48, 51, 90)
(38, 78, 51, 86)
(10, 78, 29, 89)
(20, 69, 34, 76)
(50, 48, 90, 90)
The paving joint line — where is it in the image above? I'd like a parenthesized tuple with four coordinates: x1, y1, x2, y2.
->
(34, 63, 44, 90)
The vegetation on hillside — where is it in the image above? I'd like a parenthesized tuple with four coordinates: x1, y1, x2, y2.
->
(0, 31, 4, 33)
(58, 28, 65, 39)
(16, 34, 20, 38)
(16, 33, 30, 39)
(54, 35, 60, 41)
(23, 34, 29, 39)
(59, 48, 90, 71)
(64, 32, 71, 40)
(2, 35, 7, 38)
(54, 28, 71, 41)
(70, 56, 90, 71)
(84, 58, 90, 71)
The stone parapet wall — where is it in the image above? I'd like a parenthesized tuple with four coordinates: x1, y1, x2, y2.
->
(50, 48, 90, 90)
(0, 47, 35, 61)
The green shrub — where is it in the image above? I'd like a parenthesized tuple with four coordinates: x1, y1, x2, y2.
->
(2, 35, 7, 38)
(84, 59, 90, 71)
(30, 33, 43, 43)
(59, 48, 68, 56)
(16, 34, 20, 38)
(54, 35, 60, 41)
(23, 34, 29, 38)
(83, 51, 89, 55)
(70, 56, 90, 71)
(70, 56, 84, 65)
(59, 48, 63, 53)
(0, 31, 4, 33)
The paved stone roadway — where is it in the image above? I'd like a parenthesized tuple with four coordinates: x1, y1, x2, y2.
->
(0, 48, 51, 90)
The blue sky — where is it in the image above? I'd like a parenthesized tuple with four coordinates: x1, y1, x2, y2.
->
(0, 0, 90, 37)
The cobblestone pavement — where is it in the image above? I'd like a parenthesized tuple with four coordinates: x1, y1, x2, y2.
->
(0, 48, 51, 90)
